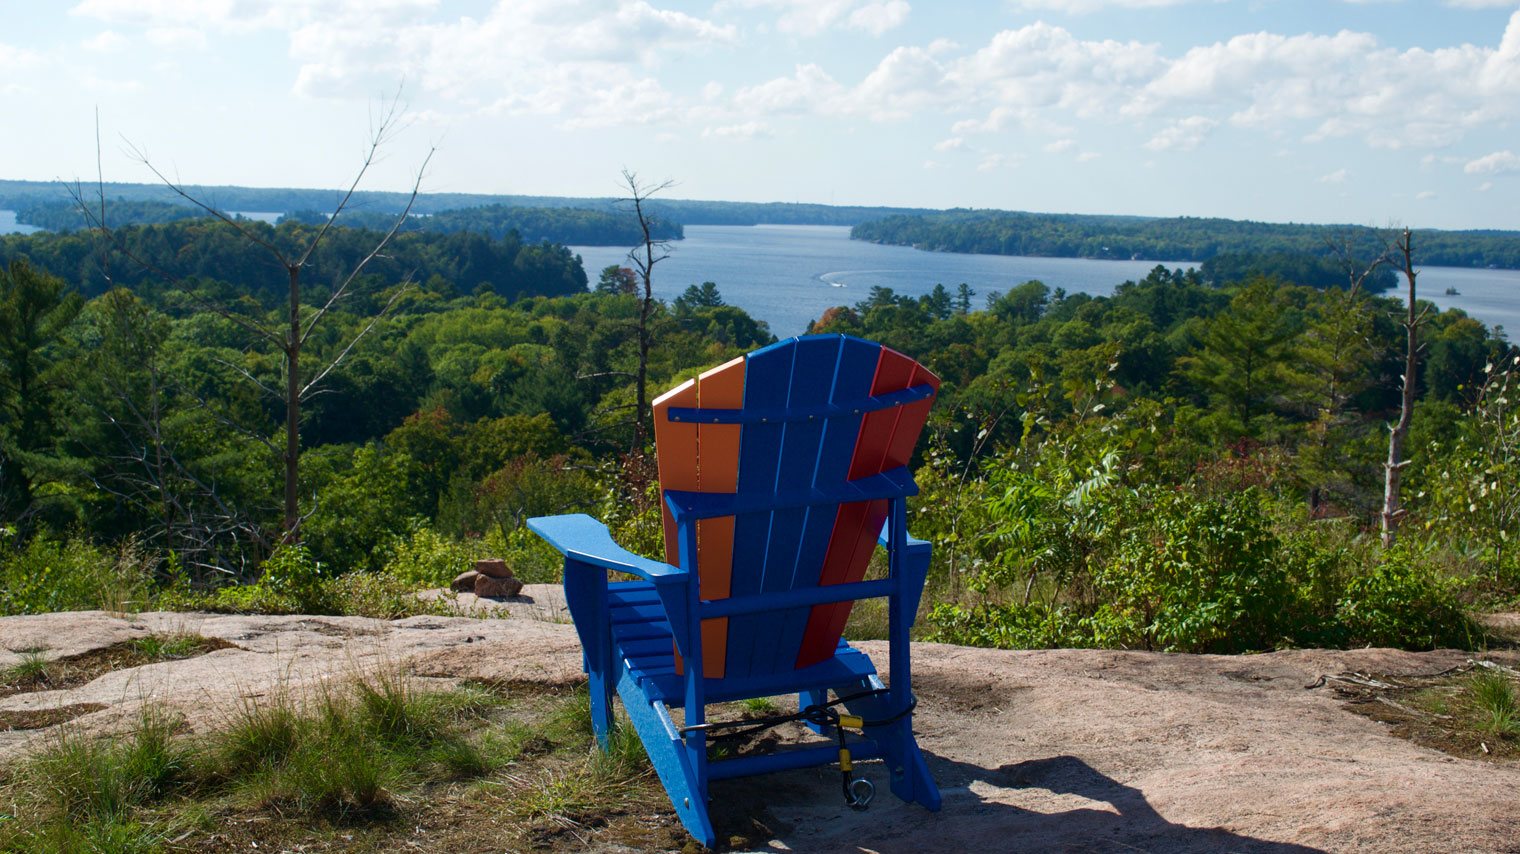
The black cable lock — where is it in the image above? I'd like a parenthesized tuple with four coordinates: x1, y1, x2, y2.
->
(679, 688, 918, 809)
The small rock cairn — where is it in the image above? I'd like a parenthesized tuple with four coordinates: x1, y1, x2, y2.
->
(452, 558, 524, 599)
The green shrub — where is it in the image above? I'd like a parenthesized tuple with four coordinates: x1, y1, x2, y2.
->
(1093, 487, 1293, 652)
(927, 601, 1088, 649)
(1334, 546, 1481, 649)
(0, 533, 151, 616)
(382, 526, 479, 589)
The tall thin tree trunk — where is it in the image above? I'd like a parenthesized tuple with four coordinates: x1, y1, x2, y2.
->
(1382, 229, 1422, 548)
(284, 264, 301, 544)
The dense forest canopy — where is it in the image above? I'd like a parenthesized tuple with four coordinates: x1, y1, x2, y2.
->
(0, 209, 1516, 657)
(281, 204, 683, 245)
(0, 179, 933, 228)
(0, 219, 588, 304)
(851, 210, 1520, 269)
(17, 199, 682, 247)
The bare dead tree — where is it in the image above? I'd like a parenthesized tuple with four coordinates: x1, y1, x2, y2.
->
(619, 169, 674, 454)
(1380, 228, 1430, 548)
(70, 100, 433, 550)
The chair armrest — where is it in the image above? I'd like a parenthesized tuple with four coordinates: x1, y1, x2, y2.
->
(526, 514, 688, 585)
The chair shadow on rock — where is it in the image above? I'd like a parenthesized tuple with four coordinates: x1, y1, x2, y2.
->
(712, 751, 1332, 854)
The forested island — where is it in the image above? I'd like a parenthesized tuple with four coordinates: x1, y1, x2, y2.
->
(0, 219, 587, 302)
(0, 179, 934, 230)
(1, 206, 1516, 661)
(17, 199, 682, 247)
(852, 210, 1520, 269)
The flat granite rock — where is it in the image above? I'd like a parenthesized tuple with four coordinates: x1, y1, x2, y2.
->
(2, 601, 1517, 853)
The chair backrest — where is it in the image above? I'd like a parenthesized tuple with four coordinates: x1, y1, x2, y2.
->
(651, 334, 939, 680)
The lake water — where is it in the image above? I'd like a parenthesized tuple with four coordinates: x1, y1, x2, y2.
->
(0, 209, 40, 236)
(572, 224, 1520, 339)
(4, 211, 1514, 337)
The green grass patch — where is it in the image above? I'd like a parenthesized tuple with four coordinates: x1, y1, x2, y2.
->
(0, 672, 673, 853)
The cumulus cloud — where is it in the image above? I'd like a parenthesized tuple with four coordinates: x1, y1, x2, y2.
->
(1143, 115, 1216, 150)
(1417, 190, 1437, 199)
(720, 0, 909, 36)
(71, 0, 737, 130)
(1009, 0, 1209, 12)
(81, 29, 128, 51)
(1319, 168, 1350, 183)
(713, 14, 1520, 157)
(146, 27, 207, 50)
(1076, 151, 1101, 161)
(1044, 138, 1077, 153)
(701, 120, 773, 140)
(1464, 149, 1520, 173)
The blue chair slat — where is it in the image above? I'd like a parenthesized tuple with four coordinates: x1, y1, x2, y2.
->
(777, 336, 880, 669)
(608, 600, 666, 625)
(528, 335, 941, 849)
(749, 335, 847, 677)
(723, 340, 794, 680)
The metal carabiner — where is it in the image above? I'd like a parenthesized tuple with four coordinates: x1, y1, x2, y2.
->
(848, 777, 875, 811)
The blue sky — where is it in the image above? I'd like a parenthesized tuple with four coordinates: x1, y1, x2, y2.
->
(3, 0, 1519, 229)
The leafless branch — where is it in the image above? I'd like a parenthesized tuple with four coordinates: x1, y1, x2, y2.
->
(301, 156, 430, 347)
(295, 94, 414, 268)
(124, 140, 289, 260)
(300, 282, 411, 399)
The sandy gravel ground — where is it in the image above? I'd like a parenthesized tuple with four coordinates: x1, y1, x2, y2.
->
(2, 588, 1517, 853)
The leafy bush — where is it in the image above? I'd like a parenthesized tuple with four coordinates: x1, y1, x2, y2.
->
(0, 533, 153, 616)
(1091, 487, 1293, 652)
(1334, 546, 1480, 649)
(381, 525, 479, 589)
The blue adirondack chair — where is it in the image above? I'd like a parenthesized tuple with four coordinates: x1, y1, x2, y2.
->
(527, 334, 942, 846)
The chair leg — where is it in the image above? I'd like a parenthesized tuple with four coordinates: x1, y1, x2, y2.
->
(873, 715, 941, 810)
(587, 668, 614, 749)
(840, 680, 942, 812)
(614, 670, 716, 847)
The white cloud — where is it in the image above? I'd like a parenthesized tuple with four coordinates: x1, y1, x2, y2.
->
(701, 120, 773, 140)
(1464, 149, 1520, 173)
(733, 63, 846, 115)
(1076, 151, 1101, 161)
(847, 1, 910, 36)
(1143, 115, 1216, 150)
(721, 0, 910, 37)
(146, 27, 207, 50)
(1417, 190, 1437, 199)
(1319, 168, 1349, 183)
(1044, 138, 1077, 153)
(1478, 181, 1494, 190)
(71, 1, 737, 131)
(82, 29, 128, 51)
(1009, 0, 1209, 12)
(1446, 0, 1518, 7)
(934, 136, 966, 150)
